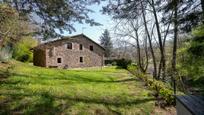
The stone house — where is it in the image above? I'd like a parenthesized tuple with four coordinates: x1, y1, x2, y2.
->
(33, 34, 105, 68)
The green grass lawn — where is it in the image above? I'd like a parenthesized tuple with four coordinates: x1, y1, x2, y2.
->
(0, 61, 154, 115)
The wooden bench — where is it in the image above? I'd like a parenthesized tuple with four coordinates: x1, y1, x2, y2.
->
(176, 95, 204, 115)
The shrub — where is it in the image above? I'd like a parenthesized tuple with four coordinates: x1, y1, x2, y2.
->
(127, 64, 137, 73)
(104, 59, 114, 65)
(12, 37, 37, 62)
(111, 61, 117, 66)
(159, 88, 175, 105)
(127, 66, 175, 105)
(105, 58, 132, 69)
(127, 64, 145, 79)
(148, 79, 175, 105)
(116, 58, 131, 69)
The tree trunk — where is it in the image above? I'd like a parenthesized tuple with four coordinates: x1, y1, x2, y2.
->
(162, 50, 166, 81)
(150, 0, 166, 80)
(201, 0, 204, 15)
(201, 0, 204, 22)
(144, 36, 149, 72)
(172, 0, 178, 94)
(141, 1, 157, 79)
(130, 21, 147, 73)
(135, 30, 146, 73)
(158, 58, 162, 79)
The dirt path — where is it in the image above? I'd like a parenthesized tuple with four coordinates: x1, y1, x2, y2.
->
(152, 106, 176, 115)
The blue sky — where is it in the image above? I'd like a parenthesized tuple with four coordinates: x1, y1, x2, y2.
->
(60, 3, 114, 43)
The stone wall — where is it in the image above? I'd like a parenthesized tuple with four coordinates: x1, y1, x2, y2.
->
(33, 48, 46, 67)
(34, 35, 105, 69)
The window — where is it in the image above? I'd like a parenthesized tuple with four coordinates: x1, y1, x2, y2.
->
(80, 57, 83, 63)
(48, 47, 55, 57)
(57, 58, 61, 63)
(90, 45, 93, 51)
(79, 44, 83, 50)
(67, 42, 72, 49)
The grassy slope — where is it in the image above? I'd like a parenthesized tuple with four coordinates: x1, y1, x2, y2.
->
(0, 61, 154, 115)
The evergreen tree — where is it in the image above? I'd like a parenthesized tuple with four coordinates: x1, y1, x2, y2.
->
(100, 29, 113, 57)
(159, 0, 203, 33)
(1, 0, 101, 39)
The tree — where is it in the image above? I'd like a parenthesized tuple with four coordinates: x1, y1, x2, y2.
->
(100, 29, 113, 57)
(0, 4, 39, 62)
(141, 1, 158, 78)
(177, 24, 204, 93)
(159, 0, 203, 33)
(129, 20, 149, 73)
(103, 0, 159, 79)
(202, 0, 204, 17)
(0, 4, 19, 48)
(187, 24, 204, 77)
(112, 19, 149, 73)
(1, 0, 101, 39)
(149, 0, 166, 80)
(172, 0, 179, 94)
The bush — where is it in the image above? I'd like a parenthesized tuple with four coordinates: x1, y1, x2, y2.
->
(127, 64, 143, 78)
(111, 61, 117, 66)
(159, 88, 175, 105)
(104, 59, 114, 65)
(127, 64, 137, 73)
(12, 37, 37, 62)
(127, 66, 175, 105)
(105, 58, 132, 69)
(147, 78, 175, 105)
(116, 58, 132, 69)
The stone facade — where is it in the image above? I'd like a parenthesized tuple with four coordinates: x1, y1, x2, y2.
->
(33, 34, 105, 68)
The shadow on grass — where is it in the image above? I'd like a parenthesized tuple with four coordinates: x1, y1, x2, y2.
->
(0, 76, 153, 114)
(115, 66, 124, 69)
(0, 69, 153, 114)
(57, 73, 135, 83)
(0, 91, 155, 114)
(58, 95, 155, 107)
(0, 92, 72, 115)
(1, 87, 155, 107)
(0, 70, 11, 80)
(2, 72, 136, 85)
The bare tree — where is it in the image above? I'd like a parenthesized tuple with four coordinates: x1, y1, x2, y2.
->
(148, 0, 166, 79)
(112, 19, 150, 73)
(130, 20, 148, 73)
(141, 1, 158, 78)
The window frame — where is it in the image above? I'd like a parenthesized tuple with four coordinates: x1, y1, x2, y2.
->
(90, 45, 93, 51)
(57, 57, 62, 63)
(79, 44, 83, 50)
(48, 47, 55, 57)
(79, 57, 83, 63)
(66, 42, 72, 49)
